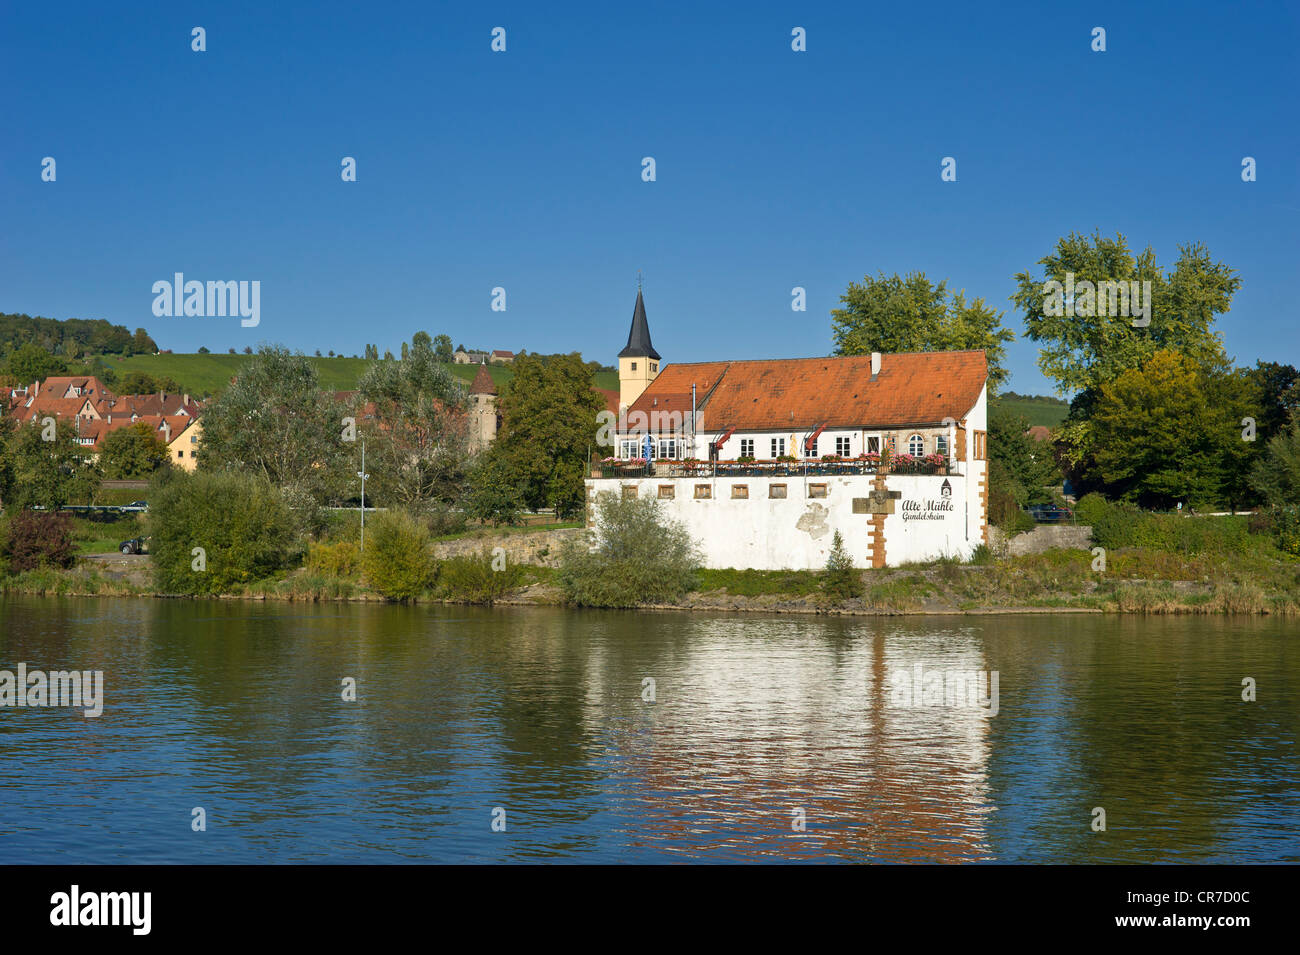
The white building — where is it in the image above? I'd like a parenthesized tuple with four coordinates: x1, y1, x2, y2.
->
(587, 290, 990, 569)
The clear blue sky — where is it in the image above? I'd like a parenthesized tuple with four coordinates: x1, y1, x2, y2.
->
(2, 1, 1296, 396)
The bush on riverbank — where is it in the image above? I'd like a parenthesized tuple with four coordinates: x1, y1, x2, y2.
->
(558, 494, 700, 608)
(360, 509, 435, 601)
(149, 471, 299, 595)
(0, 511, 76, 572)
(436, 550, 525, 604)
(1251, 505, 1300, 557)
(1085, 497, 1276, 557)
(307, 539, 361, 579)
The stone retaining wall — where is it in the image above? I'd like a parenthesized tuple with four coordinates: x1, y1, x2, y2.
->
(990, 524, 1093, 557)
(432, 528, 584, 568)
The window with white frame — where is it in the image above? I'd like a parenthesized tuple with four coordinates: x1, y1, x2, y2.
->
(658, 437, 679, 460)
(805, 437, 818, 457)
(936, 434, 949, 456)
(835, 436, 851, 456)
(739, 438, 754, 458)
(908, 434, 924, 456)
(868, 436, 880, 454)
(771, 437, 786, 458)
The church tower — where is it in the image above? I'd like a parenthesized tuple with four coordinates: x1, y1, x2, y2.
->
(618, 287, 661, 410)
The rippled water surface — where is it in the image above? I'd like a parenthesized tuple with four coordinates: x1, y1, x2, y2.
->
(1, 597, 1296, 863)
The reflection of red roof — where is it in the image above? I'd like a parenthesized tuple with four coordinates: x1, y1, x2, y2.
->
(626, 352, 987, 432)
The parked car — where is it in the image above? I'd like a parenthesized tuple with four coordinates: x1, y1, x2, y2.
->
(118, 536, 150, 555)
(1027, 504, 1074, 524)
(118, 500, 149, 513)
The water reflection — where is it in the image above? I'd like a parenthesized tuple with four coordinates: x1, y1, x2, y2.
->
(0, 598, 1295, 863)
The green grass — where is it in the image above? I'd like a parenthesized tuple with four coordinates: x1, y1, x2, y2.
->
(95, 353, 619, 399)
(694, 567, 824, 597)
(990, 394, 1069, 428)
(70, 514, 143, 554)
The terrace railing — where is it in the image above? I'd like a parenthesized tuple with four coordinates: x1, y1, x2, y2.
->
(593, 458, 960, 479)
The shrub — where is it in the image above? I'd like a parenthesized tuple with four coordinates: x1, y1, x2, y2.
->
(1, 511, 76, 573)
(558, 493, 700, 607)
(360, 509, 435, 601)
(438, 550, 524, 604)
(822, 530, 863, 603)
(1265, 505, 1300, 557)
(421, 501, 468, 536)
(148, 470, 298, 595)
(1088, 498, 1260, 557)
(1073, 492, 1109, 527)
(306, 539, 360, 579)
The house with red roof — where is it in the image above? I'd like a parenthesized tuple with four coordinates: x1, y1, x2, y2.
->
(6, 377, 205, 469)
(592, 290, 990, 569)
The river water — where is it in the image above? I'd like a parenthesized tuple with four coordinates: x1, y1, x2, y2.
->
(0, 597, 1295, 863)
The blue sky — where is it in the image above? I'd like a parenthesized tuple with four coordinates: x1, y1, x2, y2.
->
(2, 0, 1296, 396)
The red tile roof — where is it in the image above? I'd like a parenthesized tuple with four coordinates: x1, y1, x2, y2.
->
(469, 365, 497, 395)
(594, 387, 620, 416)
(624, 352, 986, 432)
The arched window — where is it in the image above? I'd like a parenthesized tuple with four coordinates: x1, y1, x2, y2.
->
(908, 433, 925, 456)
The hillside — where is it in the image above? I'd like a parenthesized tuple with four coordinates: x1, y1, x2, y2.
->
(990, 393, 1069, 428)
(101, 352, 619, 397)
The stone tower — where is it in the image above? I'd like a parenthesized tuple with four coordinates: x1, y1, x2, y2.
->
(468, 363, 498, 452)
(618, 287, 661, 410)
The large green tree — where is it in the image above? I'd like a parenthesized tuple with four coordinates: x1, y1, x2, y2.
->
(196, 345, 346, 503)
(433, 334, 454, 363)
(1012, 232, 1239, 396)
(356, 336, 469, 508)
(480, 352, 604, 518)
(100, 422, 169, 479)
(6, 342, 67, 384)
(1, 418, 101, 510)
(1249, 421, 1300, 507)
(1088, 350, 1257, 509)
(987, 407, 1061, 508)
(831, 272, 1015, 393)
(148, 470, 297, 595)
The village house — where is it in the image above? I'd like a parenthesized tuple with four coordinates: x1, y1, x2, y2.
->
(590, 290, 990, 569)
(4, 376, 204, 471)
(453, 347, 491, 365)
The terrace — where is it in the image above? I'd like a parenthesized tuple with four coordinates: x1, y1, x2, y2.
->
(593, 453, 959, 480)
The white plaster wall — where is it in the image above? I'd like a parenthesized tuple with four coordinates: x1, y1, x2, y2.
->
(587, 472, 977, 570)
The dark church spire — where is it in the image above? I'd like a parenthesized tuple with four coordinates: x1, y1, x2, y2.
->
(618, 287, 661, 360)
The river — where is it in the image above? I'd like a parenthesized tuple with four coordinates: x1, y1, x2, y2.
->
(1, 597, 1296, 863)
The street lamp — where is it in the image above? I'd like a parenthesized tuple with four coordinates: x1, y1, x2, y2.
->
(357, 438, 369, 550)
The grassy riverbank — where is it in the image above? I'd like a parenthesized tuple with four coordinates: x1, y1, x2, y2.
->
(5, 543, 1298, 614)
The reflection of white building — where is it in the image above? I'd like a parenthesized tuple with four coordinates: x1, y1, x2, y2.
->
(591, 290, 990, 568)
(601, 622, 996, 862)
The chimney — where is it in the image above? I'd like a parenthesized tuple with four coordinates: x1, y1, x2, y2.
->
(183, 393, 189, 407)
(870, 352, 881, 381)
(31, 380, 39, 397)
